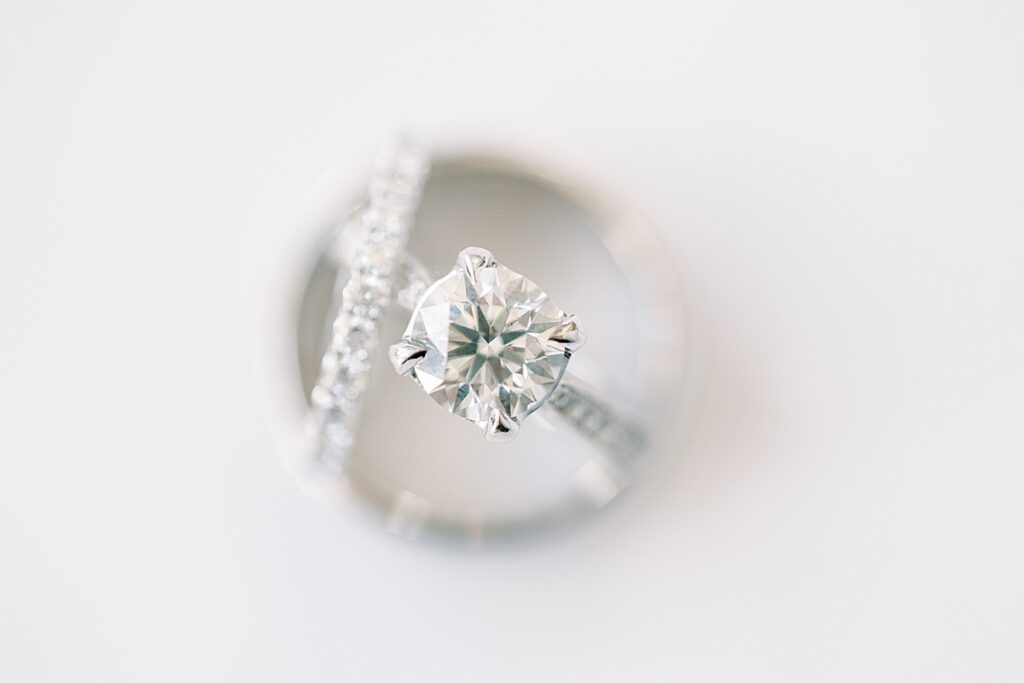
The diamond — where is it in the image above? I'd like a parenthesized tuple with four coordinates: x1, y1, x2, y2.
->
(391, 247, 584, 441)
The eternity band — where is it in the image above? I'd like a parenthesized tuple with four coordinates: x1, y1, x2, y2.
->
(306, 142, 429, 472)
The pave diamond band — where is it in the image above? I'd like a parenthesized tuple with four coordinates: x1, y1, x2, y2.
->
(306, 143, 429, 471)
(547, 377, 646, 461)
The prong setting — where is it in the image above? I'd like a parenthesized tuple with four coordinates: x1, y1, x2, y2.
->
(485, 410, 520, 442)
(389, 340, 427, 376)
(456, 246, 496, 281)
(550, 314, 586, 353)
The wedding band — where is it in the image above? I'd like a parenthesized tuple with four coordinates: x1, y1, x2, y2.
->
(306, 142, 429, 472)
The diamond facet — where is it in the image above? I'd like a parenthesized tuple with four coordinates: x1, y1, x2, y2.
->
(392, 248, 583, 440)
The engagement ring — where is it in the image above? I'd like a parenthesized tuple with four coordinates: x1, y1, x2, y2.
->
(271, 141, 685, 544)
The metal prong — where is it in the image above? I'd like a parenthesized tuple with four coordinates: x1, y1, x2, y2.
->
(550, 314, 586, 352)
(456, 246, 496, 280)
(484, 409, 519, 443)
(389, 340, 427, 376)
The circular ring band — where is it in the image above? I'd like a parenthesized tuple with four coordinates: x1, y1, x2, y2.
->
(283, 146, 685, 545)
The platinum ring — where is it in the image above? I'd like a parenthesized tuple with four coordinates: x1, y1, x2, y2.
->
(276, 143, 685, 545)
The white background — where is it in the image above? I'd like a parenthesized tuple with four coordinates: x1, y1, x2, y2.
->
(2, 1, 1022, 681)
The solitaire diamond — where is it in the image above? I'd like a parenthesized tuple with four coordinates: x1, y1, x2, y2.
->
(390, 247, 584, 441)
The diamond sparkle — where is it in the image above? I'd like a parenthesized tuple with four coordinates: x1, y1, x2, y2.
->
(391, 247, 584, 441)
